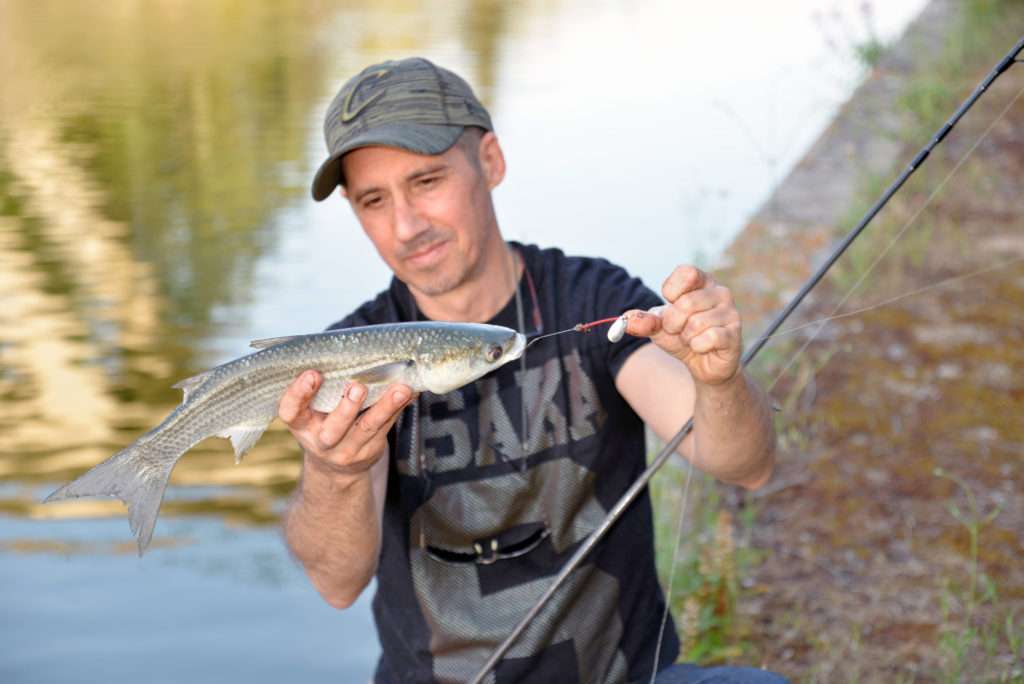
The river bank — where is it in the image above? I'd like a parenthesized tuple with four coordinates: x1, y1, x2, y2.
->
(710, 0, 1024, 680)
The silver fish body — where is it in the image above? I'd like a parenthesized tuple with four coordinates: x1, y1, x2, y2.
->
(45, 322, 526, 554)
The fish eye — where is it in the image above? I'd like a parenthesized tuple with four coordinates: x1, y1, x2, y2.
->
(485, 344, 503, 363)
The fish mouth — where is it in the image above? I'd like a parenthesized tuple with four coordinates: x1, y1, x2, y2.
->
(506, 332, 526, 362)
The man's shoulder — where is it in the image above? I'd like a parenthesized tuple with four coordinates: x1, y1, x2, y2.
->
(325, 281, 402, 331)
(522, 242, 633, 282)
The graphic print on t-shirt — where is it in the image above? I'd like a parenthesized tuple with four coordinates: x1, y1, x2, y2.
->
(332, 244, 679, 683)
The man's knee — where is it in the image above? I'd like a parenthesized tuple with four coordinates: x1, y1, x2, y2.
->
(654, 663, 790, 684)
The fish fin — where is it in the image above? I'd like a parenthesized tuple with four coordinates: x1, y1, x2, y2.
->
(249, 335, 301, 350)
(172, 371, 214, 402)
(308, 361, 413, 414)
(218, 421, 271, 464)
(44, 442, 177, 556)
(349, 360, 413, 386)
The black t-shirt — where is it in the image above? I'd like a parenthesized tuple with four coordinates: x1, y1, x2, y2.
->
(329, 242, 678, 683)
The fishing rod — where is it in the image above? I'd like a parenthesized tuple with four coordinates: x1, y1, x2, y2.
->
(472, 34, 1024, 684)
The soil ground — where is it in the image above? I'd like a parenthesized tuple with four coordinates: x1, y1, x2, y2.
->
(707, 1, 1024, 681)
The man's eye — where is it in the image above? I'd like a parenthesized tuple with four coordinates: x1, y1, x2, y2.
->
(362, 196, 382, 209)
(418, 176, 440, 188)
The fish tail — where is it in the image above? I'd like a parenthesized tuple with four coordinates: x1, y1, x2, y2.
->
(44, 440, 178, 556)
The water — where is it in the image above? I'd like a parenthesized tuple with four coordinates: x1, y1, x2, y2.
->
(0, 1, 927, 680)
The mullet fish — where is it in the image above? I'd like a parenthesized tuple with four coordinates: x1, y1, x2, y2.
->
(45, 322, 526, 554)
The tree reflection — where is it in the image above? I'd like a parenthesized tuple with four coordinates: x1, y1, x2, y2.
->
(0, 0, 525, 531)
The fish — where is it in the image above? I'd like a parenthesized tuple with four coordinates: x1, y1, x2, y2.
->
(45, 321, 526, 554)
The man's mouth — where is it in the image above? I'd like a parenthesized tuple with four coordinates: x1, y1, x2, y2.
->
(405, 240, 448, 267)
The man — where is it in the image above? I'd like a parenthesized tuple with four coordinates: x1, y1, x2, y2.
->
(281, 57, 785, 684)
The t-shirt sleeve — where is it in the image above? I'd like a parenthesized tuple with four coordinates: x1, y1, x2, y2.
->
(324, 287, 396, 331)
(572, 257, 663, 380)
(325, 312, 363, 331)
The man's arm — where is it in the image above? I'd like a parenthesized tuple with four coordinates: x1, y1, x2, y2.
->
(613, 266, 775, 489)
(279, 371, 412, 609)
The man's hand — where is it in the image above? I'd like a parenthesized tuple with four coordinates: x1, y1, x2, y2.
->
(624, 265, 742, 387)
(281, 370, 409, 609)
(279, 371, 413, 478)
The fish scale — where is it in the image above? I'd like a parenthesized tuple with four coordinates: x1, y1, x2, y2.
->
(45, 321, 526, 554)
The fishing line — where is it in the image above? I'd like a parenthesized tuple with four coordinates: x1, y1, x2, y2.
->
(762, 254, 1024, 346)
(471, 37, 1024, 684)
(523, 232, 1024, 675)
(765, 76, 1024, 394)
(649, 454, 696, 681)
(647, 60, 1024, 677)
(645, 50, 1024, 678)
(523, 317, 621, 350)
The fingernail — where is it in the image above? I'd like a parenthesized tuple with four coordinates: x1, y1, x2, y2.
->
(393, 388, 410, 404)
(348, 385, 365, 401)
(305, 373, 317, 391)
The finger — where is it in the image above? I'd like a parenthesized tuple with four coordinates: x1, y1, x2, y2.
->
(342, 385, 413, 452)
(623, 309, 664, 337)
(661, 292, 716, 335)
(316, 382, 369, 447)
(278, 371, 322, 427)
(662, 265, 708, 302)
(680, 308, 737, 343)
(689, 324, 739, 355)
(674, 288, 720, 318)
(351, 397, 411, 462)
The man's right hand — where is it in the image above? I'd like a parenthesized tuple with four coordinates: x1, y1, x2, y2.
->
(278, 371, 413, 477)
(280, 370, 406, 608)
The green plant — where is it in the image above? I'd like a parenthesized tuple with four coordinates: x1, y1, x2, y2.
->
(650, 468, 761, 664)
(854, 37, 884, 70)
(932, 467, 1023, 682)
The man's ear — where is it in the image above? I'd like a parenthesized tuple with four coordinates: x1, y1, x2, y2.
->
(478, 132, 506, 190)
(339, 185, 349, 200)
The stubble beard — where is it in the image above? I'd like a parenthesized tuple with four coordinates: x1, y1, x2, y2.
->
(412, 266, 467, 297)
(398, 228, 474, 297)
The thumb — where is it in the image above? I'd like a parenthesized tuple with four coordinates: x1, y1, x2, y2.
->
(623, 305, 667, 338)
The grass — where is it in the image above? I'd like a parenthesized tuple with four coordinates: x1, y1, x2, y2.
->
(655, 0, 1024, 679)
(649, 462, 762, 665)
(648, 0, 1024, 677)
(933, 467, 1023, 683)
(827, 0, 1019, 297)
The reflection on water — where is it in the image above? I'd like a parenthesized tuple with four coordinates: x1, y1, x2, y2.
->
(0, 1, 340, 529)
(0, 0, 929, 679)
(0, 0, 929, 533)
(0, 0, 576, 530)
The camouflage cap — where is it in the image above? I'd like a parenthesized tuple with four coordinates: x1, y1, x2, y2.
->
(311, 57, 494, 201)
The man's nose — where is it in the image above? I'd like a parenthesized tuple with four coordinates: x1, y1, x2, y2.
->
(393, 194, 428, 241)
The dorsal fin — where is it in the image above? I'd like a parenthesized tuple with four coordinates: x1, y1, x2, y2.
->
(171, 370, 214, 402)
(249, 335, 301, 350)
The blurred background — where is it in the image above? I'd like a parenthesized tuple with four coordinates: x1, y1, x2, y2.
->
(0, 1, 960, 681)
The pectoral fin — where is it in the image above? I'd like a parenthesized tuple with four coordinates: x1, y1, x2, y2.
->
(218, 421, 271, 464)
(349, 360, 413, 386)
(309, 360, 414, 414)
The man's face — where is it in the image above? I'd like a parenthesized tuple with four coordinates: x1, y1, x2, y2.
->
(340, 133, 501, 297)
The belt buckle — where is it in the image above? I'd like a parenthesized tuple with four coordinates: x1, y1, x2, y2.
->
(473, 539, 500, 565)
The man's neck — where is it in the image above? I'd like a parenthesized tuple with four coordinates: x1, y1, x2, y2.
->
(411, 238, 522, 323)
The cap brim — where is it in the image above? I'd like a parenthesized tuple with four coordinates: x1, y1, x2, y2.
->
(310, 123, 464, 201)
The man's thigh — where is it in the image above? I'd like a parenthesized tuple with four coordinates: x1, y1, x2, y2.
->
(653, 663, 790, 684)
